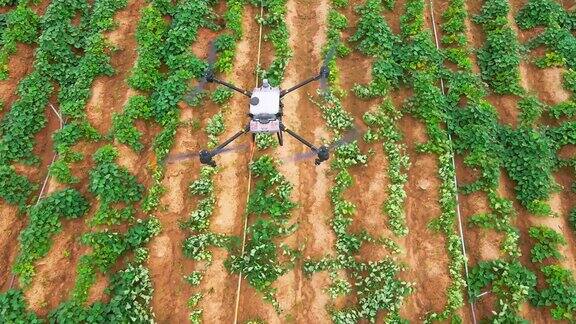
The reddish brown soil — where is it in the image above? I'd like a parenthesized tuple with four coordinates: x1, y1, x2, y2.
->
(10, 0, 148, 313)
(1, 0, 574, 322)
(236, 1, 335, 322)
(442, 1, 576, 321)
(189, 4, 260, 323)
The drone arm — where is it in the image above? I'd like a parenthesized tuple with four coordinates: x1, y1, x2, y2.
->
(211, 77, 252, 97)
(281, 124, 329, 165)
(282, 126, 318, 151)
(200, 124, 250, 166)
(280, 74, 320, 98)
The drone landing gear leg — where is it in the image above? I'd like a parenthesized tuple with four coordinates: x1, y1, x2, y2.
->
(281, 125, 329, 165)
(200, 124, 250, 167)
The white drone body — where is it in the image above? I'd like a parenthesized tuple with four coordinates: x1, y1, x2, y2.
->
(249, 79, 281, 133)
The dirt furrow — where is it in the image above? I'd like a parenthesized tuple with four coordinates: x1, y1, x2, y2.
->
(198, 5, 260, 323)
(18, 0, 148, 313)
(147, 5, 234, 321)
(243, 0, 334, 322)
(397, 1, 455, 320)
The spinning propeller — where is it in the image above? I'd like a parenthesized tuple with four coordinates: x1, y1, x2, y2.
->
(184, 41, 218, 105)
(318, 46, 337, 97)
(166, 143, 249, 164)
(283, 126, 360, 163)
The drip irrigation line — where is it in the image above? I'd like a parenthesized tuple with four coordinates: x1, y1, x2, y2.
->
(427, 0, 477, 323)
(232, 141, 256, 324)
(233, 3, 265, 322)
(8, 103, 64, 290)
(254, 2, 265, 87)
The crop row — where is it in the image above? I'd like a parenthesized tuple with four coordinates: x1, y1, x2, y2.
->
(304, 1, 413, 322)
(112, 0, 217, 215)
(179, 3, 246, 319)
(250, 0, 291, 87)
(0, 1, 40, 79)
(445, 0, 576, 321)
(1, 1, 161, 322)
(442, 0, 528, 320)
(6, 0, 128, 287)
(352, 0, 409, 237)
(0, 0, 126, 208)
(514, 0, 576, 320)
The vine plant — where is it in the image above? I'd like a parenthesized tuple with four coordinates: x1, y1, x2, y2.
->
(351, 0, 409, 236)
(399, 1, 466, 321)
(304, 1, 412, 322)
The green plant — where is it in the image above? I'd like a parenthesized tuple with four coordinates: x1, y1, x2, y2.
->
(0, 289, 42, 323)
(526, 27, 576, 70)
(49, 159, 77, 184)
(14, 189, 89, 286)
(349, 0, 401, 99)
(89, 145, 144, 205)
(49, 263, 156, 323)
(529, 226, 566, 262)
(0, 4, 40, 79)
(530, 265, 576, 321)
(225, 156, 298, 313)
(110, 96, 151, 151)
(206, 112, 225, 148)
(516, 0, 573, 30)
(184, 271, 203, 286)
(304, 4, 414, 319)
(252, 0, 291, 86)
(473, 0, 523, 95)
(468, 260, 536, 322)
(211, 86, 233, 105)
(53, 121, 101, 154)
(128, 6, 168, 91)
(499, 127, 554, 215)
(564, 70, 576, 94)
(399, 2, 466, 321)
(569, 208, 576, 233)
(255, 133, 278, 150)
(518, 95, 546, 127)
(328, 259, 412, 323)
(363, 100, 409, 236)
(441, 0, 472, 70)
(0, 164, 35, 208)
(71, 217, 161, 303)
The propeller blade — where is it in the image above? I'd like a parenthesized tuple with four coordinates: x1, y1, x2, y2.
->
(319, 76, 328, 94)
(213, 143, 249, 155)
(184, 41, 217, 104)
(184, 80, 207, 105)
(323, 45, 337, 67)
(207, 40, 217, 69)
(166, 143, 249, 163)
(318, 45, 337, 97)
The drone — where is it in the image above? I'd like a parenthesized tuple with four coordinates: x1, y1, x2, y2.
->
(178, 43, 349, 167)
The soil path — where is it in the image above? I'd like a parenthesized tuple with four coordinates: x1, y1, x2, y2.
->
(197, 4, 260, 323)
(18, 0, 147, 314)
(147, 3, 231, 321)
(236, 0, 334, 322)
(397, 0, 453, 320)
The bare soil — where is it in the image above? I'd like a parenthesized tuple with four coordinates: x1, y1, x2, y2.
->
(1, 0, 574, 322)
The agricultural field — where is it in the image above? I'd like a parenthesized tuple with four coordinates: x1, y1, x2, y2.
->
(0, 0, 576, 322)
